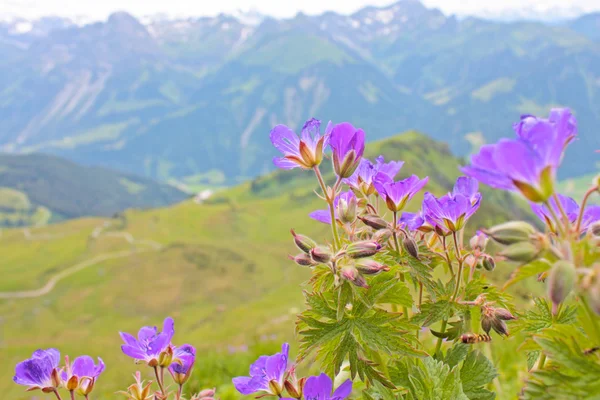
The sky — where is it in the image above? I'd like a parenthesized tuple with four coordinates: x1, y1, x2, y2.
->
(1, 0, 600, 20)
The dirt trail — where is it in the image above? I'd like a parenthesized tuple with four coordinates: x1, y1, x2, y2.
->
(0, 222, 162, 299)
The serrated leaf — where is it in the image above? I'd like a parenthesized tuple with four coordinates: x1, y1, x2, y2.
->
(527, 351, 541, 371)
(512, 297, 577, 334)
(503, 259, 551, 290)
(298, 284, 424, 388)
(460, 351, 498, 397)
(444, 343, 469, 368)
(413, 300, 455, 327)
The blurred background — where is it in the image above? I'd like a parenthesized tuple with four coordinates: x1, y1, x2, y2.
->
(0, 0, 599, 398)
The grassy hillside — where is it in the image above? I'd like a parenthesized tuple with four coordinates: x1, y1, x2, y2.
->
(0, 132, 533, 399)
(0, 153, 188, 226)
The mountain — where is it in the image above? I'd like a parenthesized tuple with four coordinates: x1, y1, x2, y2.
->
(0, 132, 533, 399)
(0, 153, 187, 226)
(569, 12, 600, 41)
(1, 1, 599, 185)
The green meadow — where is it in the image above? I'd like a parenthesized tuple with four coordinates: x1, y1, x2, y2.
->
(0, 132, 539, 399)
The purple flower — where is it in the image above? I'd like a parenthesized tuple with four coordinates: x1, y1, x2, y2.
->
(13, 349, 61, 392)
(462, 108, 577, 202)
(344, 156, 404, 195)
(302, 373, 352, 400)
(62, 356, 105, 395)
(232, 343, 290, 396)
(330, 122, 365, 178)
(271, 118, 331, 170)
(120, 317, 175, 366)
(169, 345, 196, 385)
(374, 173, 429, 212)
(531, 194, 600, 233)
(310, 191, 357, 225)
(400, 212, 425, 230)
(423, 177, 481, 232)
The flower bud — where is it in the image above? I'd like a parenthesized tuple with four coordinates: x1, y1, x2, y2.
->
(372, 229, 392, 243)
(480, 255, 496, 271)
(310, 246, 332, 263)
(338, 195, 357, 224)
(268, 380, 283, 397)
(341, 265, 369, 288)
(589, 221, 600, 237)
(356, 259, 390, 275)
(494, 308, 517, 321)
(484, 221, 537, 245)
(547, 260, 576, 306)
(193, 388, 217, 400)
(359, 215, 389, 230)
(469, 232, 489, 252)
(335, 149, 360, 179)
(289, 253, 316, 267)
(498, 242, 540, 263)
(158, 346, 173, 368)
(67, 375, 78, 391)
(402, 235, 419, 259)
(51, 368, 61, 388)
(78, 377, 95, 396)
(481, 315, 493, 334)
(290, 229, 317, 253)
(284, 377, 306, 399)
(346, 241, 382, 259)
(491, 318, 509, 336)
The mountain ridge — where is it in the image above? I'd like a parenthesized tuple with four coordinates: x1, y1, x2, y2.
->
(1, 0, 599, 185)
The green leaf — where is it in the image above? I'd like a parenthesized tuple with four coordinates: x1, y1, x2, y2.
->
(522, 325, 600, 399)
(527, 351, 541, 371)
(503, 259, 552, 290)
(512, 297, 577, 334)
(444, 342, 469, 368)
(460, 351, 498, 397)
(412, 300, 455, 327)
(298, 286, 424, 388)
(391, 357, 469, 400)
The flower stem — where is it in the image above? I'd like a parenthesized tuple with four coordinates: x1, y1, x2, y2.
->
(575, 186, 599, 233)
(177, 384, 183, 400)
(313, 166, 342, 250)
(392, 211, 409, 319)
(70, 391, 75, 400)
(154, 366, 166, 396)
(451, 232, 464, 302)
(544, 200, 566, 237)
(552, 193, 571, 233)
(441, 236, 455, 278)
(52, 390, 63, 400)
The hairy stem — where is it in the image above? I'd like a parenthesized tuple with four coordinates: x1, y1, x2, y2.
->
(552, 193, 571, 233)
(575, 186, 599, 234)
(544, 200, 566, 237)
(154, 366, 166, 396)
(451, 232, 464, 302)
(441, 236, 455, 278)
(393, 211, 409, 319)
(313, 167, 342, 250)
(417, 282, 424, 343)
